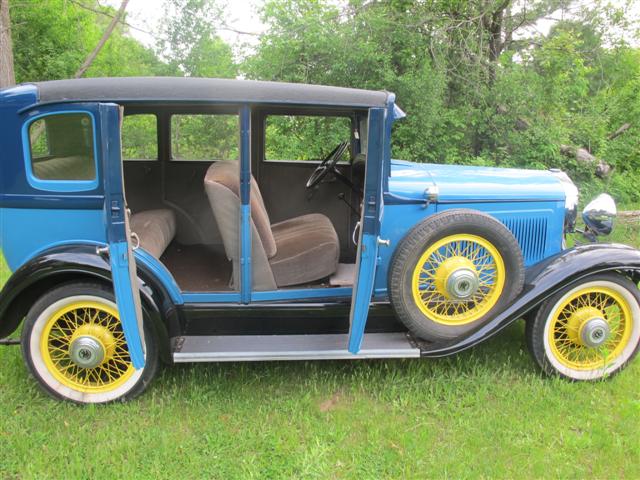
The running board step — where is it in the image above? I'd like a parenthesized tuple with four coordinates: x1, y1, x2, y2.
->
(172, 332, 419, 363)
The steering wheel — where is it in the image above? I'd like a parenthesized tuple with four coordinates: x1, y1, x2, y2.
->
(306, 141, 350, 189)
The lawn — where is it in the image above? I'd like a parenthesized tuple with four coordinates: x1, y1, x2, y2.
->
(1, 228, 639, 479)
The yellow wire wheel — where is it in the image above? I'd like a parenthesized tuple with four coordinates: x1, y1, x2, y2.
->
(40, 300, 135, 393)
(22, 283, 156, 403)
(389, 210, 524, 342)
(411, 234, 506, 326)
(528, 274, 640, 380)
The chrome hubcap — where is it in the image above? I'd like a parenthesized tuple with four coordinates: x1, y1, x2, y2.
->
(69, 336, 105, 369)
(446, 268, 479, 300)
(580, 318, 611, 348)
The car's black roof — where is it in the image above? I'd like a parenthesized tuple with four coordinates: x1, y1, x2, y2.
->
(30, 77, 390, 108)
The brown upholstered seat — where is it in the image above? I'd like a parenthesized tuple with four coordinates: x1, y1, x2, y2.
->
(204, 161, 339, 289)
(130, 209, 176, 258)
(270, 214, 340, 287)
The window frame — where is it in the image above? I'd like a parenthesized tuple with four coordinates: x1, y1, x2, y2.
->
(21, 110, 99, 192)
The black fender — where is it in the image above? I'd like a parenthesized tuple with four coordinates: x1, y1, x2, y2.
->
(0, 244, 179, 362)
(421, 243, 640, 357)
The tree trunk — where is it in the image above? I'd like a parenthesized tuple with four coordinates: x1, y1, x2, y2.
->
(0, 0, 15, 88)
(74, 0, 129, 78)
(608, 123, 631, 140)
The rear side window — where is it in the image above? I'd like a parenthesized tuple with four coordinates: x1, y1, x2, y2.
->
(171, 114, 239, 161)
(122, 114, 158, 161)
(27, 113, 96, 182)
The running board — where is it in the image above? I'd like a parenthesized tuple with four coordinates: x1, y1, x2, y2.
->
(172, 332, 419, 363)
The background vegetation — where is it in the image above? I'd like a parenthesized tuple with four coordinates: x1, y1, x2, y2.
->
(1, 0, 640, 478)
(4, 0, 640, 203)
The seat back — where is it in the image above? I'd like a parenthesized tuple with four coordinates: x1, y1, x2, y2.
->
(204, 161, 277, 290)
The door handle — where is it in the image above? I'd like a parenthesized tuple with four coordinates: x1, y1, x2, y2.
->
(377, 237, 391, 247)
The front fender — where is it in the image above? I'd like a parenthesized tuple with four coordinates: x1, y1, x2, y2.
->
(421, 243, 640, 357)
(0, 244, 178, 362)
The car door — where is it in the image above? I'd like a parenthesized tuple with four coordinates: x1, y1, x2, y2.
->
(100, 103, 146, 369)
(347, 107, 386, 353)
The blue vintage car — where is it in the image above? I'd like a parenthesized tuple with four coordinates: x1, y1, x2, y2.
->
(1, 77, 638, 403)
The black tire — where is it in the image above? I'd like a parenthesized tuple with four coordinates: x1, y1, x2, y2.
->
(526, 272, 640, 381)
(21, 281, 159, 404)
(389, 209, 524, 341)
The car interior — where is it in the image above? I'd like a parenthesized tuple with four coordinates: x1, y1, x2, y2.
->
(120, 104, 370, 293)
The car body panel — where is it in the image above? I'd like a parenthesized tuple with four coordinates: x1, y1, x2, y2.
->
(388, 160, 565, 203)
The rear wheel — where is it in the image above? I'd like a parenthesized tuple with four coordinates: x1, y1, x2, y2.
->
(21, 282, 158, 403)
(526, 273, 640, 380)
(389, 210, 524, 341)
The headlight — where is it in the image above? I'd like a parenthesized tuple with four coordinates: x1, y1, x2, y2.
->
(550, 169, 579, 232)
(583, 193, 616, 236)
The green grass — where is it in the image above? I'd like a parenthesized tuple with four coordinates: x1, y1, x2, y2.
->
(1, 229, 640, 479)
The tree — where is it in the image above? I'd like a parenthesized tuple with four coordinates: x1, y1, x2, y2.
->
(0, 0, 15, 88)
(157, 0, 237, 78)
(10, 0, 168, 82)
(74, 0, 130, 78)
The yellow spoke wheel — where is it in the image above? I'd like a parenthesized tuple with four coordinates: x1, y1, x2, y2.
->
(389, 210, 524, 342)
(547, 286, 633, 371)
(41, 301, 135, 393)
(411, 234, 506, 326)
(527, 274, 640, 381)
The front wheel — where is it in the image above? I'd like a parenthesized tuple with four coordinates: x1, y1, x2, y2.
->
(526, 273, 640, 381)
(21, 282, 158, 403)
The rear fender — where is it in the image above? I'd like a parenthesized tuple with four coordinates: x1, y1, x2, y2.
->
(0, 243, 178, 362)
(421, 243, 640, 357)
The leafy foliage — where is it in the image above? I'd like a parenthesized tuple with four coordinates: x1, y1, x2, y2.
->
(265, 116, 352, 161)
(245, 0, 640, 204)
(171, 114, 240, 161)
(11, 0, 169, 81)
(7, 0, 640, 204)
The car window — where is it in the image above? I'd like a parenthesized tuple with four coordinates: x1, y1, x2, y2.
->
(27, 113, 96, 181)
(122, 114, 158, 161)
(171, 114, 239, 161)
(264, 115, 352, 162)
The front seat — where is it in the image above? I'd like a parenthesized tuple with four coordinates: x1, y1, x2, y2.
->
(204, 161, 340, 290)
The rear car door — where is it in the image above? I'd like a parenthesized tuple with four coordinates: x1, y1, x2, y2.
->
(100, 104, 146, 369)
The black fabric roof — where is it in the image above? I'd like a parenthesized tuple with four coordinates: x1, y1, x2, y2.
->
(31, 77, 390, 108)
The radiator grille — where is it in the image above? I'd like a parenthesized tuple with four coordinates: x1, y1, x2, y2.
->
(501, 217, 548, 265)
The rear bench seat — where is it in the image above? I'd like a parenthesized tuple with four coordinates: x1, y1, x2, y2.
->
(130, 209, 176, 258)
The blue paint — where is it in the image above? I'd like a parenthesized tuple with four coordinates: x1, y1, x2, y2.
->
(21, 110, 100, 192)
(388, 160, 565, 203)
(348, 107, 386, 353)
(0, 194, 104, 209)
(373, 201, 565, 297)
(240, 105, 252, 304)
(99, 103, 145, 369)
(348, 233, 378, 353)
(251, 287, 352, 302)
(0, 207, 105, 271)
(109, 241, 145, 369)
(240, 203, 251, 303)
(182, 292, 242, 303)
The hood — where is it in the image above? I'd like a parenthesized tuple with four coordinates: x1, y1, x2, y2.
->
(388, 160, 566, 203)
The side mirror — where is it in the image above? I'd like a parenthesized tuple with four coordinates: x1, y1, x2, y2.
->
(582, 193, 616, 236)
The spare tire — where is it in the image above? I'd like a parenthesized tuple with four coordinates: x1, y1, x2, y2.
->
(389, 209, 524, 342)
